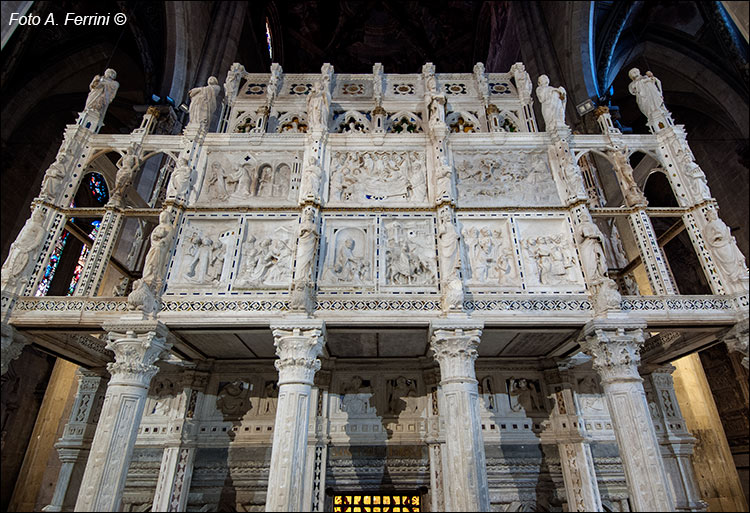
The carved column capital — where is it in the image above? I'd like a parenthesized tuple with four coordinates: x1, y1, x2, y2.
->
(271, 322, 326, 385)
(102, 321, 171, 387)
(429, 321, 483, 383)
(723, 316, 749, 369)
(580, 319, 647, 384)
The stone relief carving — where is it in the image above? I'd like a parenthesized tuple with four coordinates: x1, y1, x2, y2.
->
(704, 209, 749, 293)
(141, 210, 176, 290)
(198, 153, 297, 205)
(382, 219, 436, 287)
(478, 376, 496, 412)
(340, 375, 374, 415)
(235, 221, 295, 289)
(329, 151, 427, 205)
(454, 151, 559, 207)
(216, 381, 250, 418)
(518, 220, 582, 289)
(306, 79, 331, 132)
(461, 220, 520, 288)
(171, 224, 234, 287)
(507, 378, 543, 413)
(260, 381, 278, 416)
(1, 208, 46, 288)
(321, 225, 372, 286)
(576, 375, 604, 412)
(387, 376, 421, 415)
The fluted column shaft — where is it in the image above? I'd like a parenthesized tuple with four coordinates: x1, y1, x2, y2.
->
(429, 323, 489, 512)
(74, 322, 170, 512)
(266, 323, 325, 512)
(581, 320, 674, 511)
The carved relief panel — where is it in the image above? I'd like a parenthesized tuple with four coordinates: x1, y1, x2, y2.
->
(381, 217, 437, 290)
(515, 218, 585, 292)
(233, 217, 297, 290)
(327, 150, 428, 207)
(459, 217, 521, 290)
(453, 150, 561, 207)
(318, 217, 376, 290)
(165, 217, 239, 292)
(196, 151, 301, 206)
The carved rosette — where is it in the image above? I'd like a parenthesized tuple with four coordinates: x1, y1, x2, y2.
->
(580, 325, 646, 384)
(430, 328, 481, 382)
(272, 327, 325, 385)
(103, 322, 171, 388)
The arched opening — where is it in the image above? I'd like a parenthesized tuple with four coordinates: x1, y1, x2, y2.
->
(643, 171, 712, 295)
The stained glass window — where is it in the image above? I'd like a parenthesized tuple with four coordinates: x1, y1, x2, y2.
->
(88, 172, 108, 203)
(265, 18, 273, 60)
(35, 231, 69, 296)
(332, 493, 421, 512)
(67, 220, 100, 295)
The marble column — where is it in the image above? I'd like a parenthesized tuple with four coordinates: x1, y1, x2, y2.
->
(642, 365, 706, 511)
(429, 321, 489, 512)
(543, 367, 602, 512)
(74, 321, 171, 512)
(43, 369, 107, 512)
(266, 321, 325, 512)
(580, 318, 674, 511)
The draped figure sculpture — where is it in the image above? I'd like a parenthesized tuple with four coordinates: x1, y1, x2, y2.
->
(704, 209, 749, 293)
(39, 151, 69, 202)
(628, 68, 668, 121)
(166, 157, 193, 200)
(536, 74, 566, 130)
(1, 208, 46, 288)
(187, 76, 221, 130)
(141, 210, 175, 289)
(84, 68, 119, 115)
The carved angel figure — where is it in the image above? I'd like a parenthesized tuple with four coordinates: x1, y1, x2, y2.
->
(187, 76, 221, 130)
(536, 74, 566, 130)
(84, 68, 119, 114)
(1, 208, 46, 287)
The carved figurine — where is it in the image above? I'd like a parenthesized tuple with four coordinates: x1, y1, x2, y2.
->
(577, 215, 608, 282)
(110, 149, 140, 205)
(205, 161, 230, 201)
(216, 381, 249, 417)
(84, 68, 119, 114)
(473, 62, 489, 104)
(141, 210, 174, 289)
(224, 63, 245, 103)
(187, 76, 221, 130)
(166, 156, 193, 199)
(508, 378, 542, 412)
(536, 74, 566, 130)
(300, 156, 323, 203)
(294, 206, 319, 283)
(704, 209, 749, 293)
(605, 145, 647, 206)
(39, 151, 69, 201)
(679, 151, 712, 202)
(1, 208, 46, 287)
(306, 80, 331, 132)
(628, 68, 668, 122)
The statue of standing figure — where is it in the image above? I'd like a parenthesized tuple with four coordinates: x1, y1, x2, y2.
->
(187, 76, 221, 130)
(536, 74, 567, 130)
(628, 68, 669, 123)
(299, 156, 323, 203)
(110, 148, 140, 205)
(1, 208, 46, 287)
(306, 80, 331, 132)
(704, 209, 749, 293)
(84, 69, 119, 115)
(141, 210, 175, 289)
